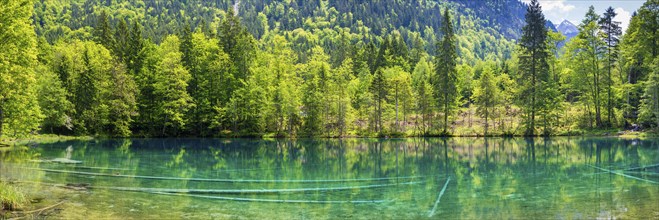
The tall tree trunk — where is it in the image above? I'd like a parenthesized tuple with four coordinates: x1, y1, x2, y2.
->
(395, 85, 399, 132)
(607, 45, 613, 126)
(530, 52, 536, 136)
(592, 39, 602, 127)
(444, 92, 449, 134)
(484, 107, 489, 136)
(378, 96, 382, 134)
(0, 103, 4, 138)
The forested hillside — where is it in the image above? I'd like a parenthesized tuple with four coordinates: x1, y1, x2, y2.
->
(1, 0, 658, 138)
(33, 0, 526, 64)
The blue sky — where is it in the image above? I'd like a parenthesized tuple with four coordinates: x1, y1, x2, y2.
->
(519, 0, 646, 32)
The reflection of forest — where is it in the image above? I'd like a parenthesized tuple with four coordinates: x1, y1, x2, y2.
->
(2, 138, 659, 181)
(1, 138, 658, 219)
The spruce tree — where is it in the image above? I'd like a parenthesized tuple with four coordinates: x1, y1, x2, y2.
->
(435, 8, 459, 134)
(127, 19, 144, 75)
(94, 11, 114, 51)
(599, 7, 622, 125)
(114, 19, 129, 63)
(518, 0, 549, 136)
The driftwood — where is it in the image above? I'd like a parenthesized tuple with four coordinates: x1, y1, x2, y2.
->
(150, 191, 390, 204)
(92, 181, 420, 194)
(624, 163, 659, 171)
(427, 176, 451, 217)
(28, 167, 423, 183)
(588, 165, 658, 184)
(29, 158, 82, 164)
(8, 200, 66, 220)
(623, 171, 659, 176)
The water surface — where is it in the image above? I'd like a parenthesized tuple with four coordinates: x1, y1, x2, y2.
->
(1, 138, 658, 219)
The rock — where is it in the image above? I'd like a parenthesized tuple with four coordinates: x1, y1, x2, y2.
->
(64, 183, 90, 191)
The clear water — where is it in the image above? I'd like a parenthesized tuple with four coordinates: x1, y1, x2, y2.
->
(1, 138, 658, 219)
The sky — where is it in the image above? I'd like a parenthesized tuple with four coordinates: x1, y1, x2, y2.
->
(519, 0, 646, 32)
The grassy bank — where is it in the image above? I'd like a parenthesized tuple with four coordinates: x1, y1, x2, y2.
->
(0, 134, 92, 147)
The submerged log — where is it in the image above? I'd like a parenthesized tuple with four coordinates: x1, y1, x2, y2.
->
(92, 181, 420, 194)
(624, 163, 659, 171)
(150, 192, 391, 204)
(9, 200, 66, 219)
(28, 167, 424, 183)
(28, 158, 82, 164)
(588, 165, 658, 184)
(427, 176, 451, 217)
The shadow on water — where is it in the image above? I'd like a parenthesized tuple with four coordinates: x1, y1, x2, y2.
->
(1, 137, 658, 219)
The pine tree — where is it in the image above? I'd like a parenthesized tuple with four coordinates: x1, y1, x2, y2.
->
(435, 8, 459, 134)
(73, 47, 98, 134)
(114, 19, 129, 63)
(599, 7, 622, 125)
(518, 0, 550, 136)
(127, 19, 144, 75)
(94, 10, 114, 51)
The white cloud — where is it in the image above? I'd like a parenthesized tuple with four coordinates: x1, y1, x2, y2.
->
(520, 0, 575, 12)
(521, 0, 576, 24)
(539, 0, 576, 12)
(613, 7, 631, 33)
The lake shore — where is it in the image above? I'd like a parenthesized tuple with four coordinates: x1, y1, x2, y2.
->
(0, 129, 656, 147)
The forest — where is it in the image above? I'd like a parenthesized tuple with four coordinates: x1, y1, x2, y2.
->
(1, 0, 658, 138)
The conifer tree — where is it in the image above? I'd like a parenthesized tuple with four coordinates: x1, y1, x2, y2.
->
(599, 7, 622, 125)
(94, 10, 114, 51)
(518, 0, 550, 136)
(127, 19, 144, 75)
(435, 8, 459, 134)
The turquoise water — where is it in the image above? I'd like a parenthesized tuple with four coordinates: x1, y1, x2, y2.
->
(1, 138, 658, 219)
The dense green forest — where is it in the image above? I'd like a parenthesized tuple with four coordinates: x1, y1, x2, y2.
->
(1, 0, 658, 138)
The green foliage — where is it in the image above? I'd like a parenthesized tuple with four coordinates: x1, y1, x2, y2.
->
(435, 8, 460, 134)
(37, 64, 73, 134)
(154, 35, 194, 136)
(412, 57, 435, 134)
(639, 58, 659, 127)
(0, 0, 43, 138)
(0, 182, 27, 211)
(473, 65, 500, 135)
(517, 0, 550, 136)
(1, 0, 657, 137)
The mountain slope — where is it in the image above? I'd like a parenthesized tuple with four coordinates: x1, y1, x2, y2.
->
(557, 20, 578, 40)
(555, 20, 578, 48)
(32, 0, 532, 64)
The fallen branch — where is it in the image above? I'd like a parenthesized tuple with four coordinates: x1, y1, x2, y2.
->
(66, 166, 129, 171)
(624, 163, 659, 171)
(150, 191, 390, 204)
(623, 171, 659, 176)
(91, 181, 421, 194)
(587, 165, 658, 184)
(26, 167, 423, 183)
(10, 200, 65, 216)
(427, 176, 451, 217)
